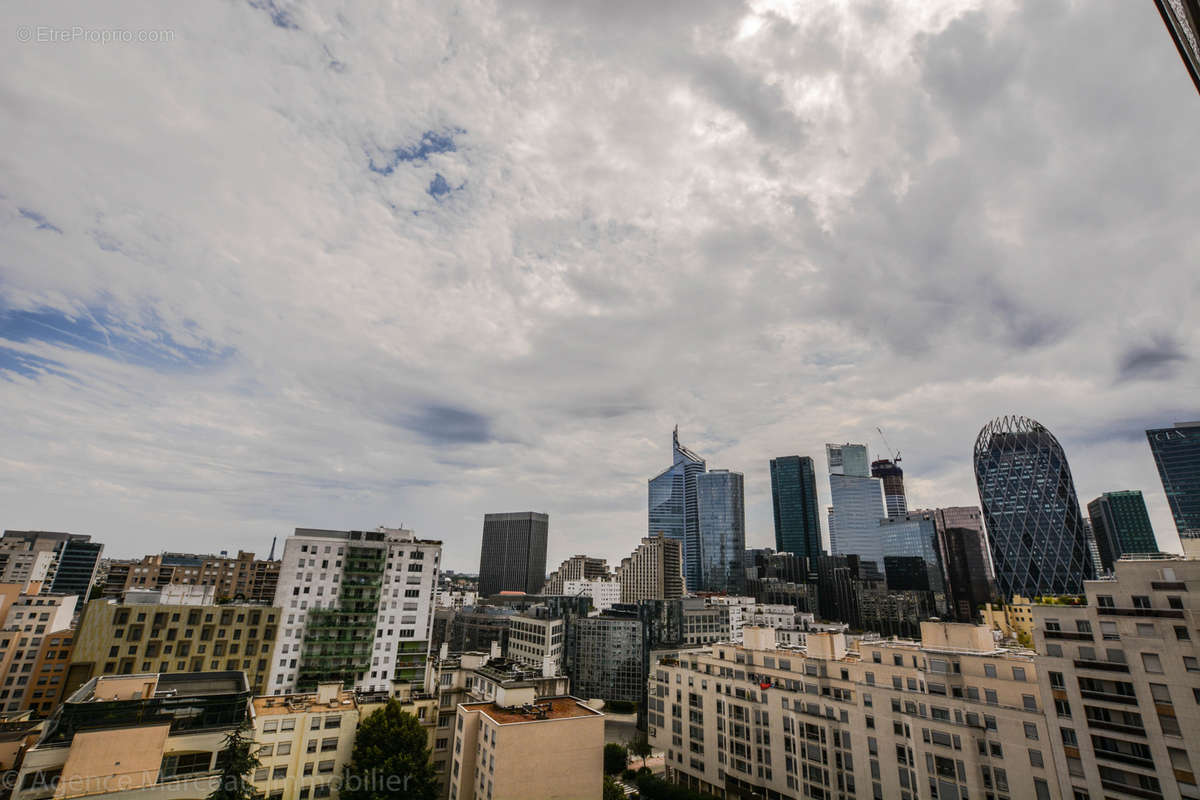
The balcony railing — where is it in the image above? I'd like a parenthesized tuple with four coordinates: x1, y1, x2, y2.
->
(1074, 659, 1130, 673)
(1079, 689, 1139, 705)
(1097, 607, 1184, 619)
(1045, 631, 1094, 641)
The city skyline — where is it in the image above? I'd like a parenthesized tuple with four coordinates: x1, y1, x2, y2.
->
(1, 1, 1197, 573)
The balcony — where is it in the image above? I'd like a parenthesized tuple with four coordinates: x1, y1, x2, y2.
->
(1094, 749, 1155, 769)
(1044, 630, 1094, 641)
(1101, 780, 1163, 800)
(1074, 659, 1130, 673)
(1097, 607, 1184, 619)
(1150, 582, 1187, 591)
(1079, 690, 1139, 705)
(1086, 719, 1146, 737)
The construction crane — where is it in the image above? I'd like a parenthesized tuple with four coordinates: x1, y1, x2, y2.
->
(876, 427, 901, 463)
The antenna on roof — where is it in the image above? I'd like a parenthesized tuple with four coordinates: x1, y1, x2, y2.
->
(268, 536, 277, 561)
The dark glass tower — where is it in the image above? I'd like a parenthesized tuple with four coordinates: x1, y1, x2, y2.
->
(870, 459, 908, 516)
(50, 537, 104, 597)
(477, 512, 549, 596)
(1087, 491, 1160, 570)
(769, 455, 822, 558)
(695, 470, 745, 594)
(973, 415, 1094, 599)
(648, 428, 706, 591)
(1146, 422, 1200, 550)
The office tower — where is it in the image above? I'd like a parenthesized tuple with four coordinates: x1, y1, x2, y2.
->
(507, 613, 567, 673)
(478, 512, 549, 597)
(269, 527, 441, 694)
(101, 550, 279, 602)
(450, 690, 603, 800)
(568, 609, 643, 703)
(695, 469, 746, 594)
(932, 506, 996, 622)
(1153, 0, 1200, 94)
(649, 427, 706, 590)
(542, 554, 607, 595)
(251, 683, 360, 800)
(878, 510, 945, 595)
(1087, 490, 1160, 570)
(973, 415, 1094, 599)
(69, 596, 279, 694)
(769, 455, 823, 558)
(871, 458, 908, 516)
(1031, 556, 1200, 799)
(1146, 421, 1200, 555)
(11, 672, 252, 800)
(648, 624, 1059, 800)
(826, 444, 887, 570)
(615, 533, 684, 603)
(0, 531, 104, 598)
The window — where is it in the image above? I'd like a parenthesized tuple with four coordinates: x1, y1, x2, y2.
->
(1029, 749, 1044, 768)
(1142, 653, 1163, 673)
(1136, 623, 1156, 637)
(1150, 683, 1172, 704)
(1176, 626, 1190, 640)
(984, 664, 997, 678)
(1046, 644, 1063, 657)
(276, 742, 291, 756)
(318, 760, 335, 774)
(1024, 722, 1039, 740)
(1133, 596, 1151, 609)
(273, 766, 287, 779)
(1100, 621, 1118, 640)
(1012, 667, 1026, 681)
(321, 737, 338, 752)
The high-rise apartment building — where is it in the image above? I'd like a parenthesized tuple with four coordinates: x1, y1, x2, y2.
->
(649, 623, 1059, 800)
(1146, 421, 1200, 555)
(769, 455, 823, 558)
(649, 427, 707, 591)
(478, 513, 548, 597)
(542, 554, 608, 595)
(827, 444, 887, 571)
(101, 550, 280, 603)
(70, 596, 279, 695)
(974, 415, 1094, 599)
(695, 470, 746, 594)
(0, 588, 77, 714)
(615, 534, 684, 603)
(932, 506, 996, 622)
(269, 527, 441, 694)
(562, 578, 620, 611)
(1087, 490, 1160, 570)
(0, 531, 103, 599)
(871, 458, 908, 516)
(1031, 556, 1200, 800)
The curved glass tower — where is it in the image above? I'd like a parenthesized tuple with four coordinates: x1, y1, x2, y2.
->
(973, 415, 1094, 599)
(649, 427, 706, 591)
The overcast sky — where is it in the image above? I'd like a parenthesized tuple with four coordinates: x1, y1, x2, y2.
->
(2, 0, 1197, 572)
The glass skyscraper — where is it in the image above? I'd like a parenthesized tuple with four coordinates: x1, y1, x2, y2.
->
(973, 415, 1094, 599)
(879, 510, 945, 595)
(695, 470, 745, 594)
(1086, 490, 1160, 570)
(649, 427, 706, 591)
(769, 455, 822, 558)
(870, 458, 908, 516)
(1146, 422, 1200, 552)
(827, 443, 886, 570)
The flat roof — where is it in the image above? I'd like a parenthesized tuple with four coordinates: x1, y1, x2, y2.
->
(253, 691, 357, 716)
(74, 671, 247, 703)
(463, 696, 601, 725)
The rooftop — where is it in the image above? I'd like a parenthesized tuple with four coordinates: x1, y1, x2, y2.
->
(464, 696, 601, 725)
(73, 671, 247, 704)
(253, 689, 357, 716)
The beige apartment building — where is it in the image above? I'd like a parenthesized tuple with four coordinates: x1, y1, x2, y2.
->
(102, 551, 280, 604)
(1032, 556, 1200, 800)
(251, 683, 359, 800)
(70, 598, 280, 695)
(543, 555, 609, 596)
(449, 684, 604, 800)
(0, 587, 77, 715)
(650, 624, 1061, 800)
(615, 533, 683, 603)
(12, 671, 251, 800)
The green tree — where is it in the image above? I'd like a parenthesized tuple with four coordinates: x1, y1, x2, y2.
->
(207, 722, 260, 800)
(341, 699, 438, 800)
(627, 731, 653, 768)
(604, 742, 629, 775)
(603, 775, 626, 800)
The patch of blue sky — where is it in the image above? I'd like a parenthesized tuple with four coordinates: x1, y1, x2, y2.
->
(18, 209, 63, 233)
(367, 128, 465, 175)
(0, 304, 234, 372)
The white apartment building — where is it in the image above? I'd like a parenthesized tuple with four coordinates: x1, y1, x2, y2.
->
(650, 623, 1061, 800)
(1032, 556, 1200, 800)
(269, 527, 441, 695)
(707, 596, 798, 642)
(563, 578, 621, 611)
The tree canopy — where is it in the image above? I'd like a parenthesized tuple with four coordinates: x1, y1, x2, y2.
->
(341, 699, 439, 800)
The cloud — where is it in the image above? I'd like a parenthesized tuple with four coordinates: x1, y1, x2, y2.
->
(0, 0, 1197, 568)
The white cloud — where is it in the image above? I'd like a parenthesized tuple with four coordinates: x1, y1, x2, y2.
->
(0, 0, 1197, 570)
